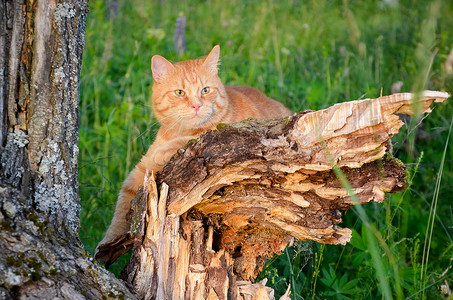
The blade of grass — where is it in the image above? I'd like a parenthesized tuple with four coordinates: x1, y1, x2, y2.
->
(333, 165, 396, 300)
(420, 115, 452, 297)
(317, 123, 402, 299)
(311, 244, 324, 300)
(318, 131, 400, 299)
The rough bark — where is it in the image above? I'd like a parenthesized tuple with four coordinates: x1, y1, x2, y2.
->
(96, 91, 449, 299)
(0, 1, 135, 299)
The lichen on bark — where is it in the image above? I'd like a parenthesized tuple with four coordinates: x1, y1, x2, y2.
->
(0, 1, 136, 298)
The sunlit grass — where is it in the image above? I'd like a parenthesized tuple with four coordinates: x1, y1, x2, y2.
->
(80, 0, 453, 297)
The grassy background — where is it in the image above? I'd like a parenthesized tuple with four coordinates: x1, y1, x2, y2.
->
(79, 0, 453, 298)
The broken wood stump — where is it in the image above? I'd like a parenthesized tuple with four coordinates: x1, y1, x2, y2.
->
(95, 90, 449, 299)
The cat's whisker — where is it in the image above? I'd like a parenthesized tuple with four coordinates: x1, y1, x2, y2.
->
(154, 112, 182, 125)
(135, 127, 153, 142)
(134, 112, 184, 142)
(163, 115, 185, 136)
(176, 116, 184, 135)
(164, 119, 182, 134)
(144, 112, 180, 132)
(161, 112, 184, 125)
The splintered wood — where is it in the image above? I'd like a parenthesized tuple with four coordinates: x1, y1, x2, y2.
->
(96, 91, 449, 299)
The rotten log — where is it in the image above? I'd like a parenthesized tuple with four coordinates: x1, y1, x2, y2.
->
(96, 90, 450, 299)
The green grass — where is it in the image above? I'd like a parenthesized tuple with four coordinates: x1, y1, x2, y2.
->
(79, 0, 453, 298)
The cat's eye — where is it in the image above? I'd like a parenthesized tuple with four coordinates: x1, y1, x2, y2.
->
(175, 90, 185, 96)
(201, 87, 210, 95)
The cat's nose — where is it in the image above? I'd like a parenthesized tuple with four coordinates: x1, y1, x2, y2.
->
(192, 103, 201, 112)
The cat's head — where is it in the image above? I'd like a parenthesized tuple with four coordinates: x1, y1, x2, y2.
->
(151, 45, 227, 132)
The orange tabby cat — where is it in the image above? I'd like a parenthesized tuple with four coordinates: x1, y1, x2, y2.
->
(96, 45, 291, 256)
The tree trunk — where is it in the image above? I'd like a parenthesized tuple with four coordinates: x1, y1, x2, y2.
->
(0, 1, 135, 299)
(96, 91, 449, 299)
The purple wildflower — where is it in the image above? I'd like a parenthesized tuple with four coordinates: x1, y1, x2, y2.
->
(174, 15, 187, 55)
(106, 1, 118, 20)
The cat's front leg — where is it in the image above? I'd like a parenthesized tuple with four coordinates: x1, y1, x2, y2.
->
(95, 135, 197, 262)
(95, 164, 145, 258)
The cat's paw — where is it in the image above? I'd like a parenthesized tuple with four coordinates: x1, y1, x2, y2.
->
(149, 135, 198, 166)
(150, 149, 174, 166)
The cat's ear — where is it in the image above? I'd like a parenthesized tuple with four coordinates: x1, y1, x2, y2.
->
(151, 55, 174, 83)
(202, 45, 220, 74)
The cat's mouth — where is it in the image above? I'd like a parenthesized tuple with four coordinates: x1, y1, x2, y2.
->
(194, 105, 215, 126)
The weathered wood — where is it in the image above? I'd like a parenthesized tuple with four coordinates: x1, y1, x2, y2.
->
(97, 91, 449, 299)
